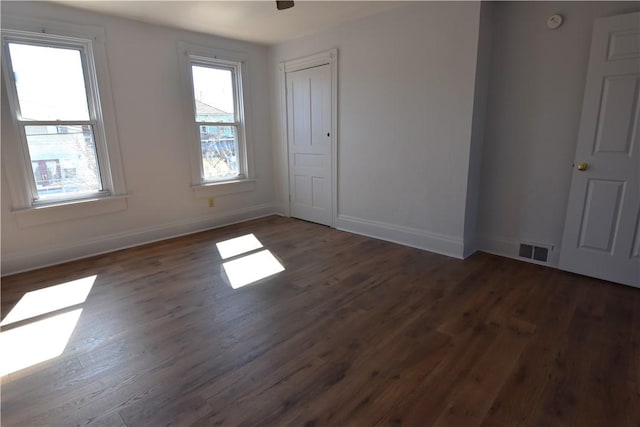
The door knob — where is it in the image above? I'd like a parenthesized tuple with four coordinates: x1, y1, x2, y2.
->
(576, 162, 589, 171)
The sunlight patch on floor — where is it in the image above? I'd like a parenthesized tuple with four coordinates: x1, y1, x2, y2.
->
(216, 233, 264, 260)
(222, 249, 285, 289)
(0, 275, 96, 376)
(0, 309, 83, 376)
(1, 275, 96, 327)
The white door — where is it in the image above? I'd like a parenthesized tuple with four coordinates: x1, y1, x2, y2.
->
(287, 64, 333, 226)
(559, 11, 640, 287)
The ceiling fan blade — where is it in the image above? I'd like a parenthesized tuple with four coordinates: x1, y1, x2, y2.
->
(276, 1, 294, 11)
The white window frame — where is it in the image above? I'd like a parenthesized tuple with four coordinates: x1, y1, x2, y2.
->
(3, 32, 112, 203)
(178, 42, 255, 197)
(190, 57, 246, 181)
(1, 17, 127, 224)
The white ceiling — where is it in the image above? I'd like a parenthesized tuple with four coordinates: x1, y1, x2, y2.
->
(55, 1, 406, 45)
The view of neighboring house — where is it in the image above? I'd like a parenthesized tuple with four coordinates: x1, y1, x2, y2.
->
(25, 125, 101, 199)
(195, 99, 239, 179)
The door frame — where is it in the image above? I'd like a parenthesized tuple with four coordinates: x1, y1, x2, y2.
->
(279, 49, 338, 227)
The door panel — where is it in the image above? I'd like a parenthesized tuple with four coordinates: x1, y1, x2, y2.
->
(294, 174, 310, 205)
(311, 176, 327, 208)
(593, 76, 638, 154)
(560, 12, 640, 287)
(294, 153, 323, 169)
(287, 64, 332, 226)
(578, 179, 624, 252)
(608, 29, 640, 60)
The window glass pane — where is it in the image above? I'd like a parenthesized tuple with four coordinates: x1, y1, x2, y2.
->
(8, 43, 90, 121)
(191, 65, 235, 123)
(200, 125, 239, 180)
(24, 125, 102, 199)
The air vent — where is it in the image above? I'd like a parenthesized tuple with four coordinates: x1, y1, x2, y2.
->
(518, 244, 533, 258)
(518, 242, 550, 263)
(533, 246, 549, 262)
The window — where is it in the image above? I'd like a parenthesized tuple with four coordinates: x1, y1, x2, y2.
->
(185, 53, 248, 184)
(2, 26, 124, 209)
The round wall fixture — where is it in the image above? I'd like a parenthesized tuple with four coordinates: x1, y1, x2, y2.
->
(546, 14, 564, 30)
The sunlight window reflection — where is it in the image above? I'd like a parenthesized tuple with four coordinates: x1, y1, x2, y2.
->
(0, 275, 96, 327)
(223, 249, 285, 289)
(216, 234, 263, 260)
(0, 309, 83, 376)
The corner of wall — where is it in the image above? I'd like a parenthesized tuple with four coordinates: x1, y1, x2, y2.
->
(463, 0, 495, 257)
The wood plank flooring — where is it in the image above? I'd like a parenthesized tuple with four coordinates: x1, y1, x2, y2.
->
(1, 215, 638, 426)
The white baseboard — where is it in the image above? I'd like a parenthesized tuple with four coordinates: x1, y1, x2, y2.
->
(2, 203, 277, 276)
(335, 214, 465, 259)
(5, 207, 562, 276)
(477, 234, 560, 267)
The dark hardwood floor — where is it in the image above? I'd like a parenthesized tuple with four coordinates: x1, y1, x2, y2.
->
(1, 215, 638, 426)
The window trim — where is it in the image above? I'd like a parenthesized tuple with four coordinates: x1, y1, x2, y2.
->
(3, 32, 112, 204)
(1, 16, 127, 217)
(191, 56, 246, 182)
(178, 42, 254, 195)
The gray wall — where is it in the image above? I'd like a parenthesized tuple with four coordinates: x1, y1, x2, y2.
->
(269, 2, 483, 257)
(477, 1, 639, 264)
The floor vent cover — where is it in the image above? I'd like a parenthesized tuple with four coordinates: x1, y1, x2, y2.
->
(519, 243, 549, 263)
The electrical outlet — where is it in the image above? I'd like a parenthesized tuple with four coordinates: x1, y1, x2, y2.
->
(208, 197, 214, 208)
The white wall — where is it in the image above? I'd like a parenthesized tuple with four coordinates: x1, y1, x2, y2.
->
(1, 1, 275, 274)
(477, 1, 640, 265)
(269, 2, 483, 258)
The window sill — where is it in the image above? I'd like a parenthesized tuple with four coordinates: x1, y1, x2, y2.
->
(12, 194, 128, 228)
(192, 179, 256, 198)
